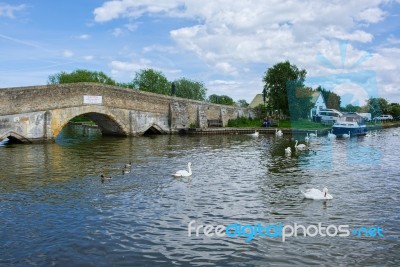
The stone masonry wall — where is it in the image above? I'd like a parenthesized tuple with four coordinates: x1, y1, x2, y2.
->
(0, 83, 252, 141)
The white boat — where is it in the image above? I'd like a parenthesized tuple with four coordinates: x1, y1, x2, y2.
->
(332, 113, 368, 138)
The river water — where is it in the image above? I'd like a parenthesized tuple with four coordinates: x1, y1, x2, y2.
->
(1, 124, 399, 266)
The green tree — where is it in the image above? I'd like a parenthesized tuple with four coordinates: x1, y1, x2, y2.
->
(117, 81, 135, 89)
(367, 98, 390, 117)
(132, 69, 170, 95)
(341, 104, 360, 113)
(389, 103, 400, 117)
(287, 82, 314, 120)
(252, 104, 267, 118)
(316, 86, 341, 109)
(173, 78, 207, 101)
(237, 99, 249, 108)
(208, 94, 235, 105)
(48, 69, 116, 85)
(262, 61, 307, 117)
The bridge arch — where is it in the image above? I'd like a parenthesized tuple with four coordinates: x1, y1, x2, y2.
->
(143, 123, 168, 135)
(0, 131, 31, 143)
(50, 107, 129, 139)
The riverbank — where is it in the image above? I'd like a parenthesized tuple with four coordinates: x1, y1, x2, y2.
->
(182, 122, 400, 136)
(68, 120, 400, 136)
(182, 127, 330, 135)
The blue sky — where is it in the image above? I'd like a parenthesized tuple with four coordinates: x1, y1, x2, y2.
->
(1, 1, 399, 105)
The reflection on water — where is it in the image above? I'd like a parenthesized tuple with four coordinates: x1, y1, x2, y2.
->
(1, 125, 400, 266)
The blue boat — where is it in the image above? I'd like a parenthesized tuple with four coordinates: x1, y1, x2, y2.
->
(332, 113, 368, 137)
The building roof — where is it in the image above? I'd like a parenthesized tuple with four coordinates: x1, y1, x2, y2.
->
(249, 94, 265, 108)
(311, 91, 322, 104)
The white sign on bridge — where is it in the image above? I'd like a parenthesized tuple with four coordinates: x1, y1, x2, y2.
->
(83, 95, 102, 104)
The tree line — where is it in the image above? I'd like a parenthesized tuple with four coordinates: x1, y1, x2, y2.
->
(48, 69, 248, 107)
(48, 64, 398, 119)
(262, 61, 399, 120)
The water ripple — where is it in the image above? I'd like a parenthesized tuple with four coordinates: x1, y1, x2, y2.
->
(1, 127, 399, 266)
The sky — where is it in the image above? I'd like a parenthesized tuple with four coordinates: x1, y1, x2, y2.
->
(0, 0, 399, 106)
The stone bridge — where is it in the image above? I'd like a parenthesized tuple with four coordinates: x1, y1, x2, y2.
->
(0, 83, 252, 143)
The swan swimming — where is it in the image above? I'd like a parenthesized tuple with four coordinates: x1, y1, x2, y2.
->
(294, 140, 307, 150)
(327, 130, 336, 139)
(285, 147, 291, 156)
(305, 133, 309, 143)
(275, 129, 283, 137)
(342, 131, 350, 138)
(301, 187, 333, 200)
(309, 130, 317, 138)
(173, 162, 192, 177)
(250, 131, 259, 137)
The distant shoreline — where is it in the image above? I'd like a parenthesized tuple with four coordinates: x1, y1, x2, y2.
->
(67, 120, 400, 136)
(182, 122, 400, 135)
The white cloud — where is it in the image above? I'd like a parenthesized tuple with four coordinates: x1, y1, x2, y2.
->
(110, 60, 143, 72)
(84, 55, 94, 60)
(322, 28, 373, 43)
(63, 50, 74, 58)
(125, 22, 139, 31)
(93, 0, 400, 103)
(142, 45, 176, 54)
(93, 0, 183, 22)
(215, 62, 237, 75)
(357, 7, 386, 23)
(333, 83, 370, 106)
(77, 34, 90, 40)
(109, 59, 151, 78)
(0, 3, 26, 18)
(113, 27, 124, 37)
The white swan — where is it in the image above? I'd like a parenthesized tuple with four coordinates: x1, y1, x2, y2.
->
(301, 187, 333, 200)
(327, 130, 336, 139)
(125, 162, 132, 168)
(295, 140, 307, 150)
(173, 162, 192, 177)
(309, 130, 317, 138)
(275, 128, 283, 136)
(285, 147, 291, 156)
(342, 131, 350, 138)
(250, 131, 259, 137)
(305, 133, 310, 143)
(275, 128, 283, 137)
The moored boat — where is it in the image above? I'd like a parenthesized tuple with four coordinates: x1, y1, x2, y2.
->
(332, 113, 368, 137)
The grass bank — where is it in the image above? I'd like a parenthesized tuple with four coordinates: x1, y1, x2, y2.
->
(227, 117, 328, 130)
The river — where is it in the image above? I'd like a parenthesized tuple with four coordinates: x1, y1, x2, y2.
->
(1, 124, 399, 266)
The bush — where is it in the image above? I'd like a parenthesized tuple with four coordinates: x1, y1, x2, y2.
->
(227, 117, 261, 127)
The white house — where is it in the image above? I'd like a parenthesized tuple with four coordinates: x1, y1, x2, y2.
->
(249, 94, 265, 108)
(309, 91, 327, 119)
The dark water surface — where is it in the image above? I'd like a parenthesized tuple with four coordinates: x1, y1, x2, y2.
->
(1, 125, 399, 266)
